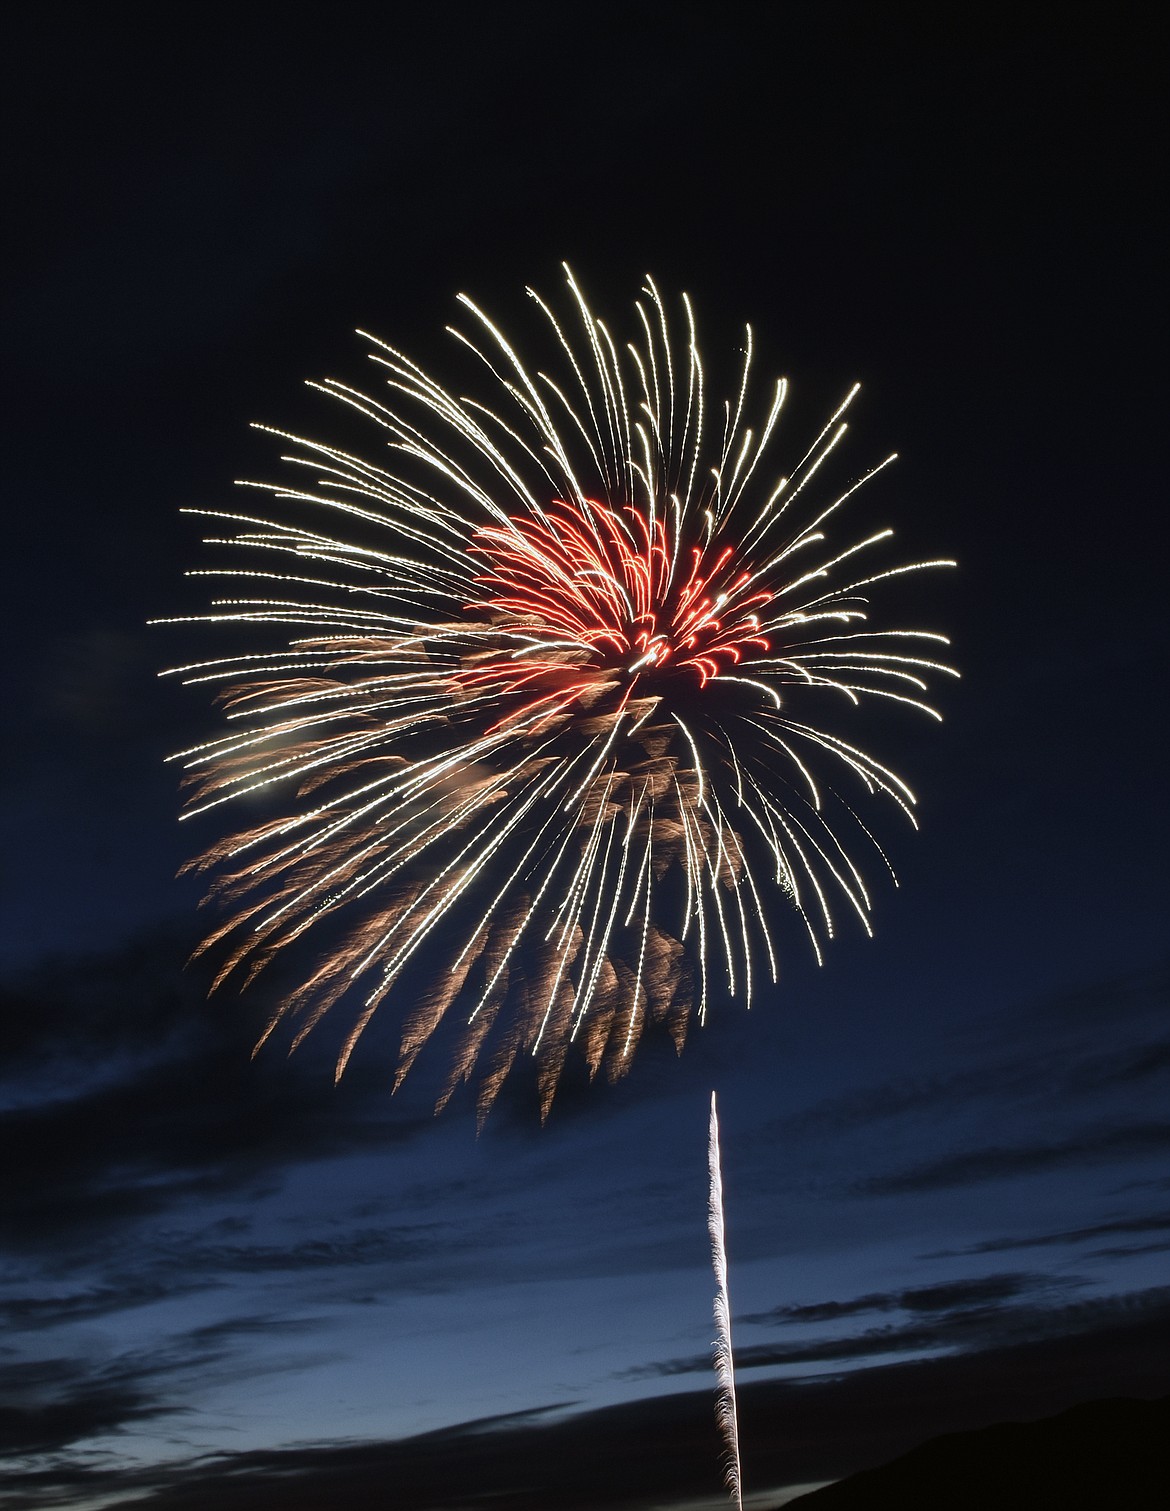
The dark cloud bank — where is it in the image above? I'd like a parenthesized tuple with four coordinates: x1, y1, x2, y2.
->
(5, 1287, 1169, 1510)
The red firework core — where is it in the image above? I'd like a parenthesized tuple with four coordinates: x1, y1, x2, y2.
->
(461, 499, 773, 729)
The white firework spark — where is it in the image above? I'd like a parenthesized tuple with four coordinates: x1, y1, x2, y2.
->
(161, 266, 956, 1120)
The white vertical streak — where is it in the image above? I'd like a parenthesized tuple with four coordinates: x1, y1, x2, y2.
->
(708, 1093, 743, 1510)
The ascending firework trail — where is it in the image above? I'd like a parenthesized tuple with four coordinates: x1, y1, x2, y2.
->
(709, 1093, 743, 1509)
(163, 268, 954, 1496)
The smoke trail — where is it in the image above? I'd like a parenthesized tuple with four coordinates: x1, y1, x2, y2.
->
(708, 1091, 743, 1508)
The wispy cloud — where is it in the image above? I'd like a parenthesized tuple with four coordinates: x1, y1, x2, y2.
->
(0, 937, 434, 1258)
(0, 1281, 213, 1331)
(771, 958, 1170, 1139)
(1, 1310, 330, 1464)
(625, 1278, 1165, 1381)
(855, 1121, 1170, 1195)
(924, 1209, 1170, 1258)
(1028, 960, 1170, 1029)
(738, 1270, 1059, 1325)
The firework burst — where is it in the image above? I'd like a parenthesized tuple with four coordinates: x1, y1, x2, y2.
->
(163, 267, 955, 1121)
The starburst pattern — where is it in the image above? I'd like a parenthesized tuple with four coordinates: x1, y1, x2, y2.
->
(163, 267, 955, 1120)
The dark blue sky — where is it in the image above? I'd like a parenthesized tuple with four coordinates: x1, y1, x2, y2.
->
(2, 6, 1166, 1508)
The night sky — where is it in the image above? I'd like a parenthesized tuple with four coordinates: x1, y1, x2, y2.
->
(3, 7, 1167, 1509)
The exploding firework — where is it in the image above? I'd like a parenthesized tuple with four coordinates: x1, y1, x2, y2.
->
(163, 267, 955, 1121)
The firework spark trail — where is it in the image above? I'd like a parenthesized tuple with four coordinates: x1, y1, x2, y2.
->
(708, 1092, 743, 1510)
(161, 266, 955, 1121)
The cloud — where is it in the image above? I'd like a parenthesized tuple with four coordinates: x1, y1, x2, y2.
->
(0, 935, 434, 1258)
(1063, 1038, 1170, 1092)
(0, 1281, 212, 1331)
(5, 1295, 1170, 1511)
(159, 1226, 459, 1276)
(627, 1278, 1161, 1382)
(0, 1200, 516, 1365)
(854, 1119, 1170, 1195)
(1029, 959, 1170, 1029)
(738, 1270, 1057, 1326)
(777, 1069, 992, 1135)
(1, 1310, 331, 1466)
(773, 958, 1170, 1138)
(923, 1209, 1170, 1258)
(0, 1374, 169, 1462)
